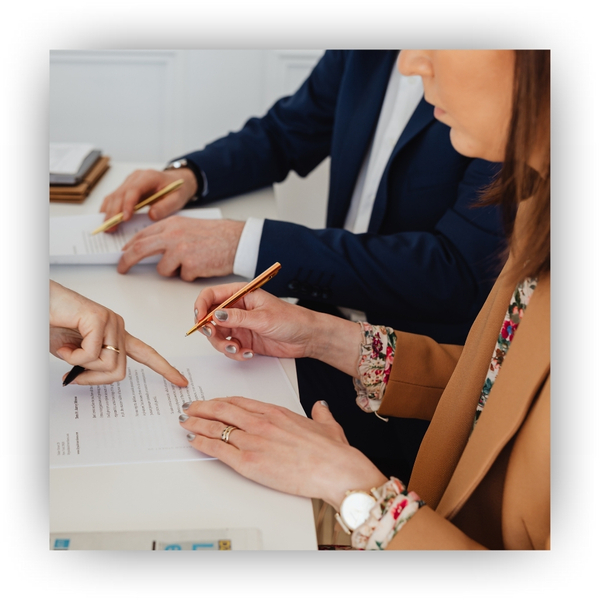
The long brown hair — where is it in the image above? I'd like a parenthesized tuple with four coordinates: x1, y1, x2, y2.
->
(482, 50, 550, 282)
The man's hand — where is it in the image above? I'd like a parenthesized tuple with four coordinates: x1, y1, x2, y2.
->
(100, 168, 198, 230)
(117, 216, 245, 281)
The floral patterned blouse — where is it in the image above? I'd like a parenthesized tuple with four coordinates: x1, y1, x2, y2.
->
(350, 277, 538, 549)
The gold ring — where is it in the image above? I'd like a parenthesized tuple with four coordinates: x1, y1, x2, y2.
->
(102, 345, 121, 354)
(221, 425, 238, 444)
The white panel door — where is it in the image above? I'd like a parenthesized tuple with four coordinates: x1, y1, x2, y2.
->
(49, 50, 186, 162)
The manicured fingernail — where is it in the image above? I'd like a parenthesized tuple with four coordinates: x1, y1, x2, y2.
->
(226, 345, 237, 354)
(320, 400, 329, 408)
(214, 310, 228, 322)
(194, 308, 199, 323)
(186, 433, 196, 441)
(182, 402, 191, 410)
(179, 414, 189, 422)
(243, 351, 254, 359)
(202, 326, 212, 337)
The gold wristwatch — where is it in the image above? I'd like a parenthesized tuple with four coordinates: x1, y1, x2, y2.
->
(335, 489, 377, 535)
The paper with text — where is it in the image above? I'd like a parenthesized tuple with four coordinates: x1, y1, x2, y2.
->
(49, 207, 222, 265)
(50, 355, 301, 468)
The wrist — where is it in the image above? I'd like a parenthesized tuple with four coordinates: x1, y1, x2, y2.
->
(178, 167, 199, 201)
(307, 312, 362, 377)
(164, 160, 200, 200)
(324, 463, 389, 512)
(225, 220, 246, 273)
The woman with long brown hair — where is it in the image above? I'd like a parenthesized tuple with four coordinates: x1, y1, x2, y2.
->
(176, 50, 550, 550)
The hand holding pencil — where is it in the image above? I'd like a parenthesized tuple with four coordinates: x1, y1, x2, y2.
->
(189, 262, 356, 364)
(99, 167, 199, 232)
(93, 179, 185, 235)
(186, 262, 282, 336)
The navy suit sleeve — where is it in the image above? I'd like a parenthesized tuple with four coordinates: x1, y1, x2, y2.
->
(181, 51, 347, 202)
(257, 158, 504, 327)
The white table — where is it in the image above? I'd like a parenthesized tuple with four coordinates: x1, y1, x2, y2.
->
(49, 162, 317, 550)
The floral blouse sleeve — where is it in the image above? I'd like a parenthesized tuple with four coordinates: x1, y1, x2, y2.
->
(353, 322, 397, 417)
(350, 324, 423, 550)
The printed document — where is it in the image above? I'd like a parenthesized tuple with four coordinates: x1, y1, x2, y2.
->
(49, 207, 222, 265)
(50, 355, 302, 468)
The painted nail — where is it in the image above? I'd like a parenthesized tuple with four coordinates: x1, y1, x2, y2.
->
(179, 414, 189, 422)
(202, 326, 212, 337)
(194, 308, 199, 323)
(214, 310, 228, 322)
(186, 433, 196, 441)
(226, 345, 237, 354)
(182, 402, 191, 410)
(320, 400, 329, 408)
(243, 351, 254, 359)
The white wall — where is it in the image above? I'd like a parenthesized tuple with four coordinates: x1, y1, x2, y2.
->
(49, 49, 329, 228)
(49, 49, 324, 163)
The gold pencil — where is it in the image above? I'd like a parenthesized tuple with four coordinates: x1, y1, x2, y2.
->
(185, 262, 282, 336)
(91, 179, 185, 235)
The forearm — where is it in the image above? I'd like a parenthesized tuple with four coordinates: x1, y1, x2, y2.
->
(49, 280, 84, 327)
(304, 310, 362, 378)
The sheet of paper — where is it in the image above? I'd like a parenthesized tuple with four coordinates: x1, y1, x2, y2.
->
(50, 143, 95, 175)
(49, 207, 222, 265)
(50, 355, 302, 468)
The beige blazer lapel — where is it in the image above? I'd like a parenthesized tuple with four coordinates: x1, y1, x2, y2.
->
(436, 275, 550, 519)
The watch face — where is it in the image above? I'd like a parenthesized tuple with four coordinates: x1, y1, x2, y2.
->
(341, 492, 376, 530)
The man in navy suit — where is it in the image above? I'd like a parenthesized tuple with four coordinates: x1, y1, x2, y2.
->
(102, 50, 504, 480)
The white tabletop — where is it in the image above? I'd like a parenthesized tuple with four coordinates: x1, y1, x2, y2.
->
(49, 162, 317, 550)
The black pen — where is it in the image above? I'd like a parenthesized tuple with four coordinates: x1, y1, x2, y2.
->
(63, 365, 85, 386)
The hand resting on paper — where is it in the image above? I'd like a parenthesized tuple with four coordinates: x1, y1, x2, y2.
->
(100, 167, 197, 230)
(192, 282, 363, 377)
(50, 280, 189, 387)
(179, 396, 387, 511)
(116, 216, 245, 281)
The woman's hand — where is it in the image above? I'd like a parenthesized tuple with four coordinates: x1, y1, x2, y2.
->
(179, 397, 387, 510)
(50, 280, 189, 387)
(193, 283, 362, 377)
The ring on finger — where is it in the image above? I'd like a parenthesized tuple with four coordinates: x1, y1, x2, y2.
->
(102, 345, 121, 354)
(221, 425, 238, 444)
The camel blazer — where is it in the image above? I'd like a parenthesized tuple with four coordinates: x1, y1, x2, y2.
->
(379, 246, 550, 550)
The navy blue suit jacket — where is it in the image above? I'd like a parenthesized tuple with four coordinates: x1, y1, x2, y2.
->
(182, 50, 505, 344)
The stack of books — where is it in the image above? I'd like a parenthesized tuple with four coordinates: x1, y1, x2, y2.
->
(50, 143, 110, 203)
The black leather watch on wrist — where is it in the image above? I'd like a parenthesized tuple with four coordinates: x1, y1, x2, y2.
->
(164, 158, 204, 201)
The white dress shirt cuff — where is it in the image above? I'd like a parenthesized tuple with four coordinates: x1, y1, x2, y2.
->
(233, 217, 265, 279)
